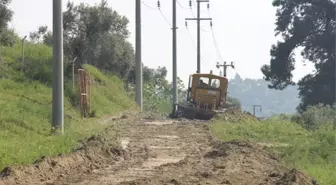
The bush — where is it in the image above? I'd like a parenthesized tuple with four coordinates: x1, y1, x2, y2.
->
(227, 96, 242, 109)
(293, 104, 336, 130)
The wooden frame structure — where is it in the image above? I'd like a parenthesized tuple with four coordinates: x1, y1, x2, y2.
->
(77, 69, 91, 118)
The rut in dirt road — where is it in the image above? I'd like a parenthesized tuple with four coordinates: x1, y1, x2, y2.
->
(0, 116, 317, 185)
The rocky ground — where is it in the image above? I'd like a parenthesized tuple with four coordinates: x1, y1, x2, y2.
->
(0, 114, 317, 185)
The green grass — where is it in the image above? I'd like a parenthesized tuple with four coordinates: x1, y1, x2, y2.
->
(0, 65, 137, 170)
(83, 64, 137, 116)
(212, 117, 336, 185)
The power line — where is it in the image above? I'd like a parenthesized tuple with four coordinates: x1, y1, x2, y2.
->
(185, 0, 211, 73)
(156, 1, 172, 27)
(206, 2, 211, 17)
(207, 4, 224, 62)
(186, 0, 206, 34)
(185, 27, 196, 49)
(210, 23, 224, 62)
(141, 1, 171, 27)
(177, 0, 188, 9)
(159, 9, 172, 27)
(185, 26, 205, 62)
(191, 0, 196, 8)
(141, 1, 157, 10)
(189, 2, 196, 18)
(190, 8, 196, 18)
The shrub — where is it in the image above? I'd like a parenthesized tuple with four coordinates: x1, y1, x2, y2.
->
(293, 104, 336, 130)
(227, 96, 242, 109)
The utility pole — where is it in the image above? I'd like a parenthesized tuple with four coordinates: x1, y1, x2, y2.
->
(135, 0, 143, 110)
(216, 61, 234, 77)
(253, 105, 262, 117)
(185, 0, 212, 73)
(21, 35, 27, 72)
(172, 0, 178, 115)
(52, 0, 64, 134)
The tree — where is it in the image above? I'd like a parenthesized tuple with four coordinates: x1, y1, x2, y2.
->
(29, 26, 52, 46)
(62, 0, 134, 79)
(0, 0, 15, 46)
(261, 0, 335, 112)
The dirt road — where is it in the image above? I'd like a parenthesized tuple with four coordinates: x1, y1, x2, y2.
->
(0, 114, 316, 185)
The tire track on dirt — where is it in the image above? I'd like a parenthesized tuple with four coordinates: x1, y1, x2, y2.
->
(0, 116, 317, 185)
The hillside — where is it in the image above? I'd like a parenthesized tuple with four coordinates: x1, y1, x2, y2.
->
(0, 61, 136, 169)
(228, 74, 300, 117)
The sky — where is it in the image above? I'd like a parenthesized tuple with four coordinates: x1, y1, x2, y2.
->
(8, 0, 315, 85)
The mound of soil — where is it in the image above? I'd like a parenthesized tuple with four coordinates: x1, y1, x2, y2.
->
(214, 108, 259, 122)
(0, 134, 125, 185)
(205, 140, 318, 185)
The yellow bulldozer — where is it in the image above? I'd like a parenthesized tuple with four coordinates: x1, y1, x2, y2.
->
(173, 71, 235, 120)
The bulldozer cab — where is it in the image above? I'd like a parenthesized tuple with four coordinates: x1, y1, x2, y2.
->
(187, 73, 228, 110)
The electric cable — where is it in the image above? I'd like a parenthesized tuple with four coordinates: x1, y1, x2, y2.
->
(177, 0, 188, 9)
(207, 4, 224, 62)
(210, 23, 224, 62)
(141, 1, 157, 10)
(157, 0, 172, 27)
(185, 24, 205, 62)
(191, 0, 196, 7)
(187, 0, 207, 32)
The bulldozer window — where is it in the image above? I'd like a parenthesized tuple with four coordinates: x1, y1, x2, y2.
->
(211, 79, 220, 88)
(198, 77, 210, 87)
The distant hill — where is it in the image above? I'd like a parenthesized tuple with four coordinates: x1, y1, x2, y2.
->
(228, 74, 300, 117)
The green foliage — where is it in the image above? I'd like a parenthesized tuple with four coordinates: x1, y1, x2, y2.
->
(291, 104, 336, 130)
(226, 96, 241, 109)
(212, 116, 336, 185)
(261, 0, 336, 112)
(27, 1, 135, 80)
(83, 64, 137, 116)
(142, 83, 171, 114)
(1, 42, 53, 83)
(29, 25, 52, 46)
(127, 66, 186, 114)
(0, 0, 14, 46)
(62, 0, 134, 79)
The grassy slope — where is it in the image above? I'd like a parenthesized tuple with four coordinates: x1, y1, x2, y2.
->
(212, 117, 335, 185)
(0, 63, 136, 170)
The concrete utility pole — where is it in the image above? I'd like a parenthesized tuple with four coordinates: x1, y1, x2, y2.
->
(136, 0, 143, 110)
(216, 61, 234, 77)
(172, 0, 178, 114)
(52, 0, 64, 134)
(21, 35, 27, 72)
(185, 0, 212, 73)
(253, 105, 262, 117)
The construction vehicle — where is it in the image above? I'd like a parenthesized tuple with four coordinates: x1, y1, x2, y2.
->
(172, 71, 234, 120)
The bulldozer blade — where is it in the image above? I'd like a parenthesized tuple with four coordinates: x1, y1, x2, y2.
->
(175, 103, 218, 120)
